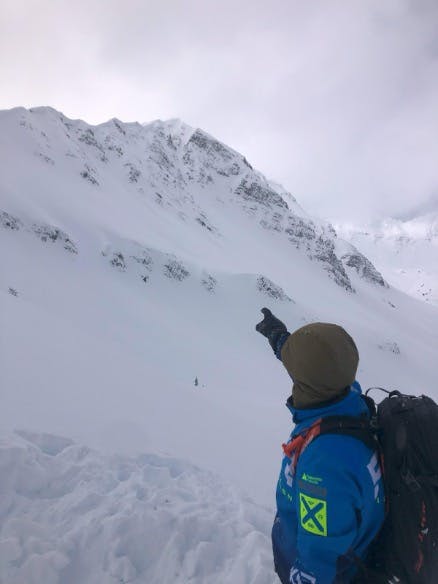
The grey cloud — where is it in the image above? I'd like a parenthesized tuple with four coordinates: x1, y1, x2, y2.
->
(1, 0, 438, 222)
(394, 192, 438, 221)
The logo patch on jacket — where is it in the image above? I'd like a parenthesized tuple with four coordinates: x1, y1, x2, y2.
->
(301, 472, 323, 486)
(299, 492, 327, 536)
(290, 567, 316, 584)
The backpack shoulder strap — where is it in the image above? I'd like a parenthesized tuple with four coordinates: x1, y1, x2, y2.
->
(319, 415, 377, 452)
(282, 415, 378, 476)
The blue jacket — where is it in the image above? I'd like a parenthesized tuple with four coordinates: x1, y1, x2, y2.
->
(272, 383, 385, 584)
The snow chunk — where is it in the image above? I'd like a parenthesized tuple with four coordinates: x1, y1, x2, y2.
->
(15, 430, 74, 455)
(0, 432, 275, 584)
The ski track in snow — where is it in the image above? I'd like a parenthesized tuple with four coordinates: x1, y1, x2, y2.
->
(0, 431, 277, 584)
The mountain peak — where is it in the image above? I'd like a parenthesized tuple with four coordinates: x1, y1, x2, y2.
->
(0, 105, 392, 296)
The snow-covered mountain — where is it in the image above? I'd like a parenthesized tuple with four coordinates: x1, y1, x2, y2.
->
(1, 106, 387, 294)
(1, 106, 437, 583)
(336, 213, 438, 306)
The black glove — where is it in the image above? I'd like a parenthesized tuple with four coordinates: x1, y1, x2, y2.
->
(256, 308, 289, 358)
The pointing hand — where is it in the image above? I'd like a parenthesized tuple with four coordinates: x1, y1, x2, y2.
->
(256, 308, 289, 359)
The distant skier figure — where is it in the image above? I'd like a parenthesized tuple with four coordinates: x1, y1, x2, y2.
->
(256, 308, 385, 584)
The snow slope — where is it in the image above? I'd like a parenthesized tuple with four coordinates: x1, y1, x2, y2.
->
(0, 431, 275, 584)
(1, 106, 438, 582)
(336, 213, 438, 306)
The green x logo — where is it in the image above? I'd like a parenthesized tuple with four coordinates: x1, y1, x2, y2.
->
(299, 492, 327, 536)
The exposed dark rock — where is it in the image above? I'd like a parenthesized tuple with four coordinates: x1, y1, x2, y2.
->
(79, 129, 107, 162)
(124, 163, 141, 183)
(378, 341, 401, 354)
(243, 157, 253, 170)
(36, 153, 55, 165)
(150, 138, 174, 174)
(196, 213, 216, 233)
(256, 276, 292, 302)
(188, 130, 234, 162)
(184, 130, 246, 180)
(110, 252, 126, 271)
(285, 216, 316, 244)
(260, 211, 284, 232)
(60, 115, 73, 130)
(167, 134, 178, 150)
(0, 211, 22, 231)
(79, 129, 98, 147)
(257, 209, 355, 292)
(235, 178, 288, 209)
(242, 204, 258, 217)
(33, 224, 78, 254)
(341, 251, 387, 287)
(216, 162, 240, 177)
(201, 274, 217, 293)
(104, 135, 124, 157)
(164, 259, 190, 281)
(80, 165, 99, 185)
(313, 237, 354, 292)
(131, 251, 153, 271)
(325, 223, 338, 238)
(107, 144, 124, 156)
(112, 119, 126, 135)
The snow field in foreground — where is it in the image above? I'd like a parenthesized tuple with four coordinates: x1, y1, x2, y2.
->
(0, 431, 277, 584)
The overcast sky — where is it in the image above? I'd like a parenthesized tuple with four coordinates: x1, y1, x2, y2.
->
(1, 0, 438, 222)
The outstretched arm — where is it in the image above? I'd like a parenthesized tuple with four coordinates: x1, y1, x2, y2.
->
(255, 307, 290, 359)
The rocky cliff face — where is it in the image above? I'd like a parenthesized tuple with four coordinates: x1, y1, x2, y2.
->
(1, 106, 386, 295)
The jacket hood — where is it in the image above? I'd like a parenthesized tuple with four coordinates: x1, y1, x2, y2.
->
(286, 381, 368, 433)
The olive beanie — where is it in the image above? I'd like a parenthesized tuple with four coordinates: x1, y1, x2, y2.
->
(280, 322, 359, 409)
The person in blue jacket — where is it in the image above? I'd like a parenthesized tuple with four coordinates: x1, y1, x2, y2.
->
(256, 308, 385, 584)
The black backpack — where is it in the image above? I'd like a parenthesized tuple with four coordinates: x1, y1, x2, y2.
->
(287, 388, 438, 583)
(363, 388, 438, 584)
